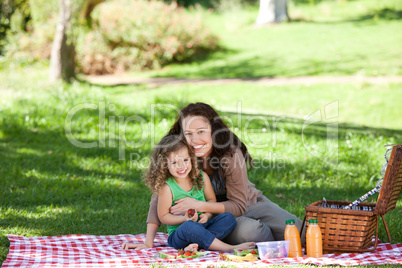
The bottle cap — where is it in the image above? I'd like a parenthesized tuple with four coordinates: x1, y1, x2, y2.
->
(286, 219, 295, 224)
(309, 219, 318, 224)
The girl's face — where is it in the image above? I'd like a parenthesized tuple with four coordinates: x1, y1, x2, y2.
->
(167, 146, 192, 180)
(182, 115, 213, 159)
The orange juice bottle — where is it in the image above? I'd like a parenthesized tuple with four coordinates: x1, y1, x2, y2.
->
(284, 219, 303, 258)
(306, 219, 323, 257)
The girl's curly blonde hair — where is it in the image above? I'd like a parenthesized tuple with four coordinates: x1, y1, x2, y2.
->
(143, 135, 203, 193)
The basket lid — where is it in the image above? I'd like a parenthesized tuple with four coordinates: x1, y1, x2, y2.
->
(374, 145, 402, 215)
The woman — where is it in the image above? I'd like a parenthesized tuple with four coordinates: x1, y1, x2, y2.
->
(121, 102, 303, 250)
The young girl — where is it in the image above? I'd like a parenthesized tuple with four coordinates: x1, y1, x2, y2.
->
(122, 135, 255, 251)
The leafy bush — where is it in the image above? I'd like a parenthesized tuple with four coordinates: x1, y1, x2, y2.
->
(4, 19, 56, 65)
(162, 0, 259, 8)
(76, 0, 218, 74)
(0, 0, 31, 55)
(3, 0, 59, 64)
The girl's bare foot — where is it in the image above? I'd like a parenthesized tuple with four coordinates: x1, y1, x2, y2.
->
(184, 243, 199, 252)
(235, 242, 256, 250)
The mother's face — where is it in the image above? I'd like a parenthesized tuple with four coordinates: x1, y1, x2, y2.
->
(182, 116, 213, 158)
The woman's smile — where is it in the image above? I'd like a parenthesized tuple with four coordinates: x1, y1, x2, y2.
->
(192, 144, 204, 149)
(182, 116, 213, 158)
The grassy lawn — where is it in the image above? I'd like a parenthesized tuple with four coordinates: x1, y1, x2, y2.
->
(1, 0, 402, 266)
(1, 67, 402, 265)
(125, 0, 402, 79)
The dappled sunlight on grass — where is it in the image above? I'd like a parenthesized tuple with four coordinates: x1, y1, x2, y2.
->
(1, 0, 402, 264)
(1, 76, 401, 263)
(141, 0, 401, 79)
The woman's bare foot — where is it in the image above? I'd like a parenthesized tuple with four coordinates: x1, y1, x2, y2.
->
(184, 243, 199, 252)
(208, 239, 256, 252)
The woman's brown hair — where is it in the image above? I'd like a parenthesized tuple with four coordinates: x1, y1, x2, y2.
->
(167, 102, 254, 170)
(143, 135, 203, 193)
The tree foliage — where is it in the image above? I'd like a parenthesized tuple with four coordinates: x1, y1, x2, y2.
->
(0, 0, 31, 54)
(76, 0, 218, 74)
(162, 0, 259, 8)
(4, 0, 218, 75)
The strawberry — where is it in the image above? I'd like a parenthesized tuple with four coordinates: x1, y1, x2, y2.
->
(187, 209, 195, 217)
(192, 252, 196, 255)
(251, 250, 257, 255)
(184, 252, 192, 257)
(177, 250, 185, 256)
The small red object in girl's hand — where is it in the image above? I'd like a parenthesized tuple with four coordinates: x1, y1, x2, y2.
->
(188, 209, 195, 217)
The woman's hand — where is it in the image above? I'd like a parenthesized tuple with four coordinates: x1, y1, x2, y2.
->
(121, 242, 152, 250)
(170, 197, 200, 215)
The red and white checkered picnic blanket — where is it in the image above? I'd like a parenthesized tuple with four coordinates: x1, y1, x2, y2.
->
(3, 232, 402, 267)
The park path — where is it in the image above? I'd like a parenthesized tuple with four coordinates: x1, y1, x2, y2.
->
(84, 75, 402, 87)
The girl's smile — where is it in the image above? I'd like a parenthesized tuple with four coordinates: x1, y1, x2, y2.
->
(167, 146, 192, 180)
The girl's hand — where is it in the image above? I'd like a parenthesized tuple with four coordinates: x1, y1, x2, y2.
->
(121, 242, 152, 250)
(170, 197, 199, 215)
(185, 209, 198, 222)
(197, 213, 209, 224)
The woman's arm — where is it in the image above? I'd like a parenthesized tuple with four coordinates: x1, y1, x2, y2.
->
(121, 223, 158, 250)
(121, 194, 160, 250)
(217, 148, 249, 216)
(147, 193, 161, 226)
(158, 184, 196, 225)
(143, 223, 158, 247)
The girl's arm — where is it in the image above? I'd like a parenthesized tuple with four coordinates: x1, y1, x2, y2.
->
(158, 184, 196, 225)
(200, 172, 216, 220)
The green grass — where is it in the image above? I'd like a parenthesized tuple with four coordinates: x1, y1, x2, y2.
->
(1, 66, 402, 265)
(1, 0, 402, 266)
(123, 0, 402, 79)
(108, 81, 402, 130)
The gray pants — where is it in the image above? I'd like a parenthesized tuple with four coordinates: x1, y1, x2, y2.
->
(223, 196, 305, 245)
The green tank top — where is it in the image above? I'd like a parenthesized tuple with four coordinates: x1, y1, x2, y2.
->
(165, 172, 205, 235)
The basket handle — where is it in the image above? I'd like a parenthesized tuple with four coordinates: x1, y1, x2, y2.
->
(381, 215, 392, 243)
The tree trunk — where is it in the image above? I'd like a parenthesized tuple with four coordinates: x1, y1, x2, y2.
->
(49, 0, 75, 82)
(256, 0, 289, 25)
(81, 0, 103, 27)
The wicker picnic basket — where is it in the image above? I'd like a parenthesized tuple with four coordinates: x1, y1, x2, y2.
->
(301, 144, 402, 253)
